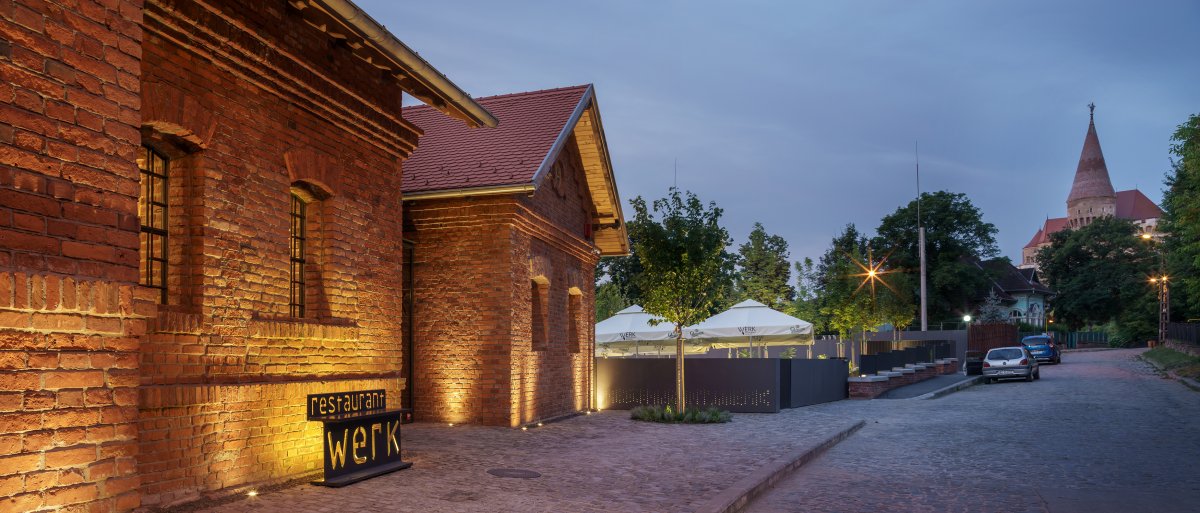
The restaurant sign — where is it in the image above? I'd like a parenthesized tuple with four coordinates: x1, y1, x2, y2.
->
(308, 390, 411, 487)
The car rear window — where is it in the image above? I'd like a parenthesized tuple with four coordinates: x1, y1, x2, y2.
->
(1023, 337, 1049, 345)
(987, 348, 1024, 360)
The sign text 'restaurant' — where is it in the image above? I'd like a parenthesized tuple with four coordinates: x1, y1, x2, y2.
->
(308, 390, 386, 419)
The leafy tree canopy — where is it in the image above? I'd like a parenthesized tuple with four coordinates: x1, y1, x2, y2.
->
(813, 224, 879, 339)
(736, 222, 796, 309)
(873, 191, 1000, 325)
(1036, 216, 1155, 332)
(629, 188, 735, 411)
(1162, 113, 1200, 319)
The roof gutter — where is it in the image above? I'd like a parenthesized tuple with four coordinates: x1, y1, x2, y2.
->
(403, 183, 536, 201)
(319, 0, 499, 128)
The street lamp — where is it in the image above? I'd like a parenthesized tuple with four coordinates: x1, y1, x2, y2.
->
(963, 315, 972, 323)
(1141, 234, 1170, 345)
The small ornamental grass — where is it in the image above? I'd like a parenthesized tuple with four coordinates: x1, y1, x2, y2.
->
(629, 404, 732, 424)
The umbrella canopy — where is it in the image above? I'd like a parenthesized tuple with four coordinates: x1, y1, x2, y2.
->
(595, 305, 708, 357)
(685, 299, 814, 349)
(596, 305, 677, 343)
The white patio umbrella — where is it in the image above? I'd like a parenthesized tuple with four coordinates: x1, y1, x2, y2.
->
(685, 299, 814, 356)
(595, 305, 708, 357)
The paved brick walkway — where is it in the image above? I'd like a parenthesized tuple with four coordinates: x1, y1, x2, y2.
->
(194, 405, 863, 512)
(747, 349, 1200, 513)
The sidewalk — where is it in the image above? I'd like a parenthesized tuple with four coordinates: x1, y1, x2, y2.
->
(878, 374, 978, 399)
(191, 408, 864, 513)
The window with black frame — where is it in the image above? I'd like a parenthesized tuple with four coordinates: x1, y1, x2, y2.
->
(290, 194, 307, 318)
(138, 146, 168, 303)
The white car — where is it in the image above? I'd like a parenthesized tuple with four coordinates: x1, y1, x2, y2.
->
(982, 346, 1040, 383)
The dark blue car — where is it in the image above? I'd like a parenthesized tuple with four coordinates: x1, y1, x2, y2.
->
(1021, 335, 1061, 364)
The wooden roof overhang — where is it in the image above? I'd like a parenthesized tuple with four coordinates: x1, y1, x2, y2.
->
(290, 0, 498, 128)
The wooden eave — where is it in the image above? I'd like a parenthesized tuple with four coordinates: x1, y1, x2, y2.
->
(289, 0, 496, 128)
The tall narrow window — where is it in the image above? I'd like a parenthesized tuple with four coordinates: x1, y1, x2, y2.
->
(531, 278, 549, 351)
(568, 291, 582, 353)
(138, 146, 168, 303)
(290, 194, 306, 317)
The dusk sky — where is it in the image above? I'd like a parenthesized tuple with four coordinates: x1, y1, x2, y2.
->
(366, 0, 1200, 265)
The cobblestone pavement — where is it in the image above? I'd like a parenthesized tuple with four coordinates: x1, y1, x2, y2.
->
(747, 349, 1200, 513)
(196, 404, 862, 512)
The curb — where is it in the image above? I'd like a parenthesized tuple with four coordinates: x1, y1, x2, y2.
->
(693, 419, 866, 513)
(914, 376, 983, 400)
(1140, 354, 1200, 392)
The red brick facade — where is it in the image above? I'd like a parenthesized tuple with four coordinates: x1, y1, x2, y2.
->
(3, 0, 623, 509)
(404, 137, 599, 427)
(1, 0, 145, 510)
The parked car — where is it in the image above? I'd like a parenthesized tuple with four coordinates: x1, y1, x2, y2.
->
(1021, 334, 1061, 364)
(982, 346, 1039, 383)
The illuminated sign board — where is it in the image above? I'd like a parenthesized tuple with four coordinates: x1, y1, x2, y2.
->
(307, 390, 387, 420)
(308, 390, 411, 487)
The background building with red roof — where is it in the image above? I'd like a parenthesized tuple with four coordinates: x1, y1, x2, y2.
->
(1020, 106, 1164, 269)
(401, 84, 627, 427)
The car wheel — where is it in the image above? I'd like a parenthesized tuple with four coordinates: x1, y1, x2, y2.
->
(1025, 372, 1034, 382)
(1035, 369, 1040, 380)
(1055, 357, 1061, 365)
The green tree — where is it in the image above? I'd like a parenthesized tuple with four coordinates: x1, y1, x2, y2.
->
(594, 282, 628, 321)
(813, 225, 878, 358)
(787, 258, 825, 331)
(1036, 216, 1155, 336)
(629, 188, 735, 412)
(1162, 113, 1200, 320)
(873, 191, 1000, 326)
(736, 222, 796, 309)
(596, 221, 646, 306)
(877, 272, 916, 340)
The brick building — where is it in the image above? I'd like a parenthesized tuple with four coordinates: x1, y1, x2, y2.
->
(1020, 106, 1164, 269)
(1, 0, 623, 511)
(402, 85, 627, 427)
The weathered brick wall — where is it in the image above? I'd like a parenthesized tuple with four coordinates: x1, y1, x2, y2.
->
(133, 0, 416, 507)
(405, 139, 598, 427)
(1, 0, 146, 510)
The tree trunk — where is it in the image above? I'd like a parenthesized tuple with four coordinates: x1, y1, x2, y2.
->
(675, 327, 685, 413)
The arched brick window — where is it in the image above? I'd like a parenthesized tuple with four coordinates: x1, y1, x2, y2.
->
(531, 275, 550, 351)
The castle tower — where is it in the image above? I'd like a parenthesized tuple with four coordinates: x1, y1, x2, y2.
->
(1066, 103, 1117, 228)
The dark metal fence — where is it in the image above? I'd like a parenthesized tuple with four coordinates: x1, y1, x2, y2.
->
(1167, 323, 1200, 346)
(779, 359, 849, 408)
(857, 341, 953, 375)
(595, 357, 848, 413)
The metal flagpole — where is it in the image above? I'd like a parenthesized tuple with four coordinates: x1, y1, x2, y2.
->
(917, 142, 928, 331)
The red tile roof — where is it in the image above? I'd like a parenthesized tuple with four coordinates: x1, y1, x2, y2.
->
(1115, 189, 1164, 220)
(401, 85, 591, 194)
(1024, 217, 1068, 249)
(1023, 190, 1161, 249)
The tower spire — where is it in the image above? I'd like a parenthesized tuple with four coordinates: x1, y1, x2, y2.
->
(1067, 103, 1116, 227)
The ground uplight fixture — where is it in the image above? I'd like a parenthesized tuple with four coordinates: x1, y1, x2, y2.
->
(247, 491, 258, 497)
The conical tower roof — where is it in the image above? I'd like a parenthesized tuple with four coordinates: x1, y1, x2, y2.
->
(1067, 104, 1116, 203)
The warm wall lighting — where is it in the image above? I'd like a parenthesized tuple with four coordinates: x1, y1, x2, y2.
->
(247, 491, 258, 498)
(448, 423, 454, 427)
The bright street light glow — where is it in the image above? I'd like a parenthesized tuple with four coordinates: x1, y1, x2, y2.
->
(963, 315, 972, 322)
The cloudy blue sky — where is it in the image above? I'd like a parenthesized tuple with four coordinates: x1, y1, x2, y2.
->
(364, 0, 1200, 264)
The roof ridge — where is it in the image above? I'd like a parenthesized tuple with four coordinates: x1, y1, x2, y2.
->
(403, 84, 591, 113)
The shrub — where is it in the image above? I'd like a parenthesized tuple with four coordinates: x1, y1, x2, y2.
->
(630, 404, 732, 424)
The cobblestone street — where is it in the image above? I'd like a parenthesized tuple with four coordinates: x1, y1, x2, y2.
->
(747, 349, 1200, 513)
(193, 403, 861, 513)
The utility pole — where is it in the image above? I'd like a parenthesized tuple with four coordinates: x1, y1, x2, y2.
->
(917, 142, 928, 331)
